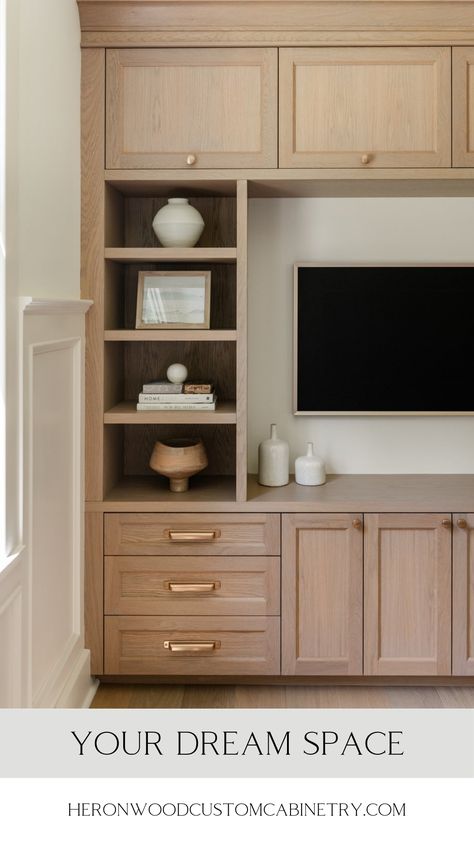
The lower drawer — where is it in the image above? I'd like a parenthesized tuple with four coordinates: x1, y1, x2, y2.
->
(104, 616, 280, 675)
(105, 556, 280, 616)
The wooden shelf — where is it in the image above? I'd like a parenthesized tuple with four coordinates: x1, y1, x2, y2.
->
(104, 247, 237, 263)
(100, 475, 236, 507)
(104, 168, 474, 199)
(85, 473, 474, 514)
(104, 400, 237, 424)
(104, 329, 237, 341)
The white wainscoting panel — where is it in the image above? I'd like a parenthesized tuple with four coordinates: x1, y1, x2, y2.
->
(0, 299, 97, 708)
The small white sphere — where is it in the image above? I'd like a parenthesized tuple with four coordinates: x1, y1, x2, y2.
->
(167, 363, 188, 384)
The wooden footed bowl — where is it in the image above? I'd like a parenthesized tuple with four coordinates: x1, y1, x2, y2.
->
(149, 438, 208, 492)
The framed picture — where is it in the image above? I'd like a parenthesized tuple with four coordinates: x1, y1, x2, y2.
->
(135, 270, 211, 329)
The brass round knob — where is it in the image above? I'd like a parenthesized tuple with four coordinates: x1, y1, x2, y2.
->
(361, 154, 371, 165)
(457, 518, 467, 529)
(441, 519, 451, 529)
(352, 518, 362, 530)
(186, 154, 197, 166)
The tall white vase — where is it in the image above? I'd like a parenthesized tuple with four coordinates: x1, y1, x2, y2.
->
(295, 442, 326, 486)
(152, 198, 205, 247)
(258, 423, 289, 487)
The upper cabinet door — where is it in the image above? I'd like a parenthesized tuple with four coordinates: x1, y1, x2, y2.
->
(106, 48, 278, 169)
(364, 514, 452, 676)
(453, 48, 474, 166)
(279, 47, 451, 168)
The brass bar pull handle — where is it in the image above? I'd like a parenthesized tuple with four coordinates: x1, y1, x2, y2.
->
(163, 640, 221, 653)
(167, 582, 220, 593)
(441, 519, 451, 529)
(457, 518, 467, 529)
(165, 530, 221, 542)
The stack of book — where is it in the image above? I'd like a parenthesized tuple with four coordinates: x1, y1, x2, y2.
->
(136, 380, 217, 411)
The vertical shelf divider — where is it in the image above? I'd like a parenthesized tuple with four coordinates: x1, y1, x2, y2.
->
(81, 48, 105, 502)
(236, 179, 248, 502)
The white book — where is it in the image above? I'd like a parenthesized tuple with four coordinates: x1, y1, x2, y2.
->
(136, 401, 217, 411)
(138, 392, 215, 404)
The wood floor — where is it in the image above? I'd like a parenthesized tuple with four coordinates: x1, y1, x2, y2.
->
(91, 683, 474, 708)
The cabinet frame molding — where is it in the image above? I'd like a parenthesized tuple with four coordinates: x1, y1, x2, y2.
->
(453, 513, 474, 675)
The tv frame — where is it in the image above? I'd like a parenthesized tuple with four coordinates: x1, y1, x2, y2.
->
(293, 261, 474, 416)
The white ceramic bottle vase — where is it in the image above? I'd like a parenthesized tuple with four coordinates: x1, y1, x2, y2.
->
(258, 423, 289, 487)
(152, 198, 205, 247)
(295, 442, 326, 486)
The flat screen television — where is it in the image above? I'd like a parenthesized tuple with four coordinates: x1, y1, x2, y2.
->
(294, 264, 474, 415)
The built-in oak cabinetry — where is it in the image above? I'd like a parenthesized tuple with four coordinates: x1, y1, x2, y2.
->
(279, 47, 451, 168)
(104, 513, 280, 675)
(453, 48, 474, 166)
(282, 513, 471, 678)
(79, 0, 474, 683)
(106, 48, 278, 169)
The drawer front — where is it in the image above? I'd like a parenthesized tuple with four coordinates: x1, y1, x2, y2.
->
(105, 556, 280, 616)
(105, 513, 280, 556)
(105, 616, 280, 675)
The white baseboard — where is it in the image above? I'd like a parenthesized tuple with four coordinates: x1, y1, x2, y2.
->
(55, 649, 98, 709)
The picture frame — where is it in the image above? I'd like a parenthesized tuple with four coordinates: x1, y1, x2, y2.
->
(135, 270, 211, 329)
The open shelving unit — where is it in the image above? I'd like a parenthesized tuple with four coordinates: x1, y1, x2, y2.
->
(82, 89, 248, 505)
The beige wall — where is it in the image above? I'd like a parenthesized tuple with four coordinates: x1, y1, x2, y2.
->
(14, 0, 81, 299)
(248, 197, 474, 474)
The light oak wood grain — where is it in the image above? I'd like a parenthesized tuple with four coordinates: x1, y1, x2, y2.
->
(280, 46, 451, 168)
(105, 512, 280, 555)
(85, 512, 104, 674)
(104, 400, 237, 425)
(236, 180, 248, 502)
(84, 474, 474, 513)
(453, 514, 474, 675)
(105, 330, 237, 342)
(106, 48, 277, 169)
(81, 48, 105, 501)
(105, 615, 280, 675)
(453, 48, 474, 167)
(364, 514, 452, 676)
(105, 248, 237, 263)
(105, 555, 280, 615)
(77, 2, 474, 36)
(103, 167, 474, 196)
(282, 514, 363, 675)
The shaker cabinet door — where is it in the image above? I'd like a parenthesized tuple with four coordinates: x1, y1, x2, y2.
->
(282, 513, 363, 675)
(453, 48, 474, 166)
(364, 514, 452, 676)
(106, 47, 277, 169)
(279, 47, 451, 168)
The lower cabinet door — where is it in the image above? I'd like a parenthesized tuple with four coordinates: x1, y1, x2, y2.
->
(282, 514, 363, 675)
(105, 616, 280, 675)
(453, 514, 474, 675)
(364, 514, 452, 676)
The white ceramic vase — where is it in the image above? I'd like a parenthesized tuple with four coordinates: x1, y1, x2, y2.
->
(295, 442, 326, 486)
(258, 423, 289, 487)
(152, 198, 205, 247)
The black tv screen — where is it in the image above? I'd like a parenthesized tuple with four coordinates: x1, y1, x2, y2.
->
(295, 265, 474, 414)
